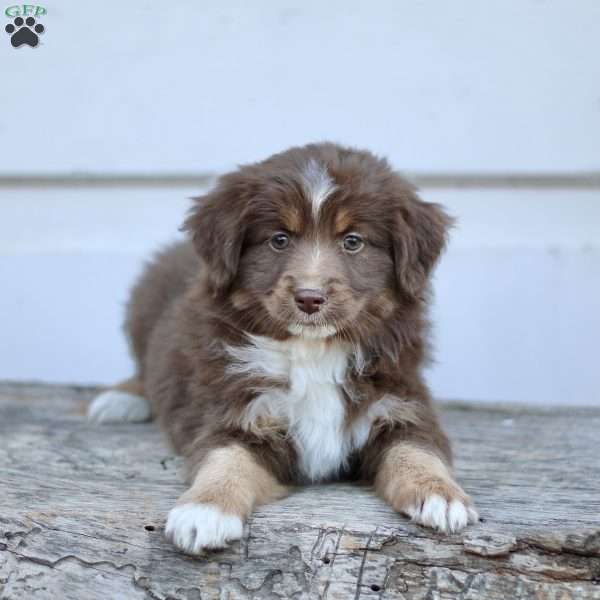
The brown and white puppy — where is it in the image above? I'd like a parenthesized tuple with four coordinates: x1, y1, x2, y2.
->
(89, 142, 478, 554)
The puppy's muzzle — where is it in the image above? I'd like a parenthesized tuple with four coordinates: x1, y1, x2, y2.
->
(294, 289, 326, 315)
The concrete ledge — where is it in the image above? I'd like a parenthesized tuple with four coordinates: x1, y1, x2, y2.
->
(1, 172, 600, 189)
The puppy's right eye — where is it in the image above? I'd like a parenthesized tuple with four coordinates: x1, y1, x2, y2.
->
(269, 232, 290, 251)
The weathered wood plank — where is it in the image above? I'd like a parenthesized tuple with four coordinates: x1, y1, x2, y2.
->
(1, 382, 599, 599)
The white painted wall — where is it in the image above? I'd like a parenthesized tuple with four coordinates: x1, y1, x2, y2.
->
(1, 186, 598, 405)
(1, 0, 599, 405)
(1, 0, 599, 173)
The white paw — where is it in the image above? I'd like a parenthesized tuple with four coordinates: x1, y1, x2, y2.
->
(165, 503, 243, 554)
(87, 390, 151, 423)
(406, 494, 479, 533)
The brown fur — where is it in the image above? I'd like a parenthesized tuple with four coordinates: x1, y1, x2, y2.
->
(109, 142, 475, 537)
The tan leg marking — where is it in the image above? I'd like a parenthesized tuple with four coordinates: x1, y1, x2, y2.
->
(179, 444, 287, 516)
(375, 442, 478, 533)
(114, 377, 145, 397)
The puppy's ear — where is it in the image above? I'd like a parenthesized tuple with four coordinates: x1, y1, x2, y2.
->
(393, 192, 454, 301)
(181, 174, 250, 296)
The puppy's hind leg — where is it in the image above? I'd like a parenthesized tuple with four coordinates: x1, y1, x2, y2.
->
(88, 377, 151, 424)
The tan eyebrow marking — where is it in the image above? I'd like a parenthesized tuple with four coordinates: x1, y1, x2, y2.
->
(334, 207, 353, 234)
(280, 205, 302, 233)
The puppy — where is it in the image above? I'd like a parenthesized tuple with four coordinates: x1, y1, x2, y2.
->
(89, 142, 478, 554)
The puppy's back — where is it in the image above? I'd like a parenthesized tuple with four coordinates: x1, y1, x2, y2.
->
(125, 241, 198, 374)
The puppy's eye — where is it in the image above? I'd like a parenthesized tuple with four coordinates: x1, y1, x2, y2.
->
(269, 232, 290, 251)
(342, 233, 364, 254)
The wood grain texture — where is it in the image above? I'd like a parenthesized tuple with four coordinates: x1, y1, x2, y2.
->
(1, 382, 599, 599)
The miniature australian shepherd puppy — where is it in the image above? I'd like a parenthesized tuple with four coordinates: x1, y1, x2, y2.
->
(89, 142, 478, 554)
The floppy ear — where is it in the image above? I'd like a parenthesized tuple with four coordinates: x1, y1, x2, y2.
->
(393, 193, 454, 301)
(181, 175, 250, 296)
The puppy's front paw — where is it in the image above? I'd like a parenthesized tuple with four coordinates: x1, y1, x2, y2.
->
(165, 503, 243, 554)
(376, 444, 478, 534)
(405, 492, 479, 533)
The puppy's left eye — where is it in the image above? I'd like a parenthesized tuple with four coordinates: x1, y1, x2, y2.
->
(269, 232, 290, 251)
(342, 233, 365, 254)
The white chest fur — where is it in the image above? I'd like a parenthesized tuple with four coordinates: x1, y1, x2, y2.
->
(226, 335, 367, 481)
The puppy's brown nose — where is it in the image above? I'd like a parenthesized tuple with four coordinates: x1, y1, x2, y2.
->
(295, 289, 326, 315)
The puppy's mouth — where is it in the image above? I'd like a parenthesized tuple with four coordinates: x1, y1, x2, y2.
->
(287, 320, 337, 339)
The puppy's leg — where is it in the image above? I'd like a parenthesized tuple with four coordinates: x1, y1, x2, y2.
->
(165, 444, 287, 554)
(87, 377, 151, 423)
(374, 442, 478, 533)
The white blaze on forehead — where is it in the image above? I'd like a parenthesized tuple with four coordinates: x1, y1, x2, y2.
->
(301, 158, 337, 220)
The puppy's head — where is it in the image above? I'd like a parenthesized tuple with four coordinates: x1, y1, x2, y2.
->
(183, 143, 452, 341)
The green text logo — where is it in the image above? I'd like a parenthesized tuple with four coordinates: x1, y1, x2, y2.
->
(5, 4, 46, 17)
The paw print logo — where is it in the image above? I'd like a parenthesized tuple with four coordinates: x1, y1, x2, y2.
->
(5, 16, 45, 48)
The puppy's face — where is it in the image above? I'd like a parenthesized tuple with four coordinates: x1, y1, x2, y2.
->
(184, 144, 451, 342)
(233, 165, 396, 339)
